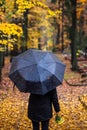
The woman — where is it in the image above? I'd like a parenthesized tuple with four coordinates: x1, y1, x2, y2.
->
(28, 88, 60, 130)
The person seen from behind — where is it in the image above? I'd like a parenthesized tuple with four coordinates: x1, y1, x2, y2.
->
(28, 88, 60, 130)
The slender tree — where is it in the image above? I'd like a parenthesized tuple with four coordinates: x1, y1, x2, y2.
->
(56, 0, 60, 45)
(64, 0, 78, 70)
(70, 0, 78, 71)
(22, 9, 28, 51)
(61, 1, 64, 52)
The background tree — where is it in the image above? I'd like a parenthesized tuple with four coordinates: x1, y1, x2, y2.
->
(77, 0, 87, 50)
(64, 0, 87, 71)
(70, 0, 78, 71)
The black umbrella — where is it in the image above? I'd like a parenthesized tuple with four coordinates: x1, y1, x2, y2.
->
(9, 49, 66, 95)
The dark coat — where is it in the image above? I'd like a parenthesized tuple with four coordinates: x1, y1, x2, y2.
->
(28, 88, 60, 122)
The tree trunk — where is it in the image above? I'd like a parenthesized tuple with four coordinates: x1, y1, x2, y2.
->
(70, 0, 78, 71)
(79, 15, 84, 45)
(56, 0, 60, 45)
(51, 0, 57, 3)
(56, 24, 60, 45)
(22, 10, 28, 51)
(61, 1, 64, 52)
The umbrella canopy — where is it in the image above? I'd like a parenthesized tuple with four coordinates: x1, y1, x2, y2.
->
(9, 49, 66, 95)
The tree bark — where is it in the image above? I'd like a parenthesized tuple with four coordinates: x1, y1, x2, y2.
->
(56, 0, 60, 45)
(61, 1, 64, 52)
(70, 0, 78, 71)
(22, 10, 28, 51)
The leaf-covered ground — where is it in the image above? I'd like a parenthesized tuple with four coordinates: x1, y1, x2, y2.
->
(0, 55, 87, 130)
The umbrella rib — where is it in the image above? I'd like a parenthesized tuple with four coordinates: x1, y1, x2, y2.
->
(39, 62, 65, 82)
(32, 52, 47, 63)
(38, 65, 53, 79)
(37, 65, 53, 94)
(37, 65, 43, 84)
(38, 63, 55, 75)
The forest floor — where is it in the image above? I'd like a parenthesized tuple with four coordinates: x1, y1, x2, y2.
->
(0, 53, 87, 130)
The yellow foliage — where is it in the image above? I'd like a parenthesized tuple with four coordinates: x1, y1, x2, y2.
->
(0, 23, 23, 36)
(16, 0, 61, 17)
(77, 0, 87, 3)
(77, 0, 87, 18)
(0, 94, 86, 129)
(0, 1, 2, 5)
(0, 40, 7, 45)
